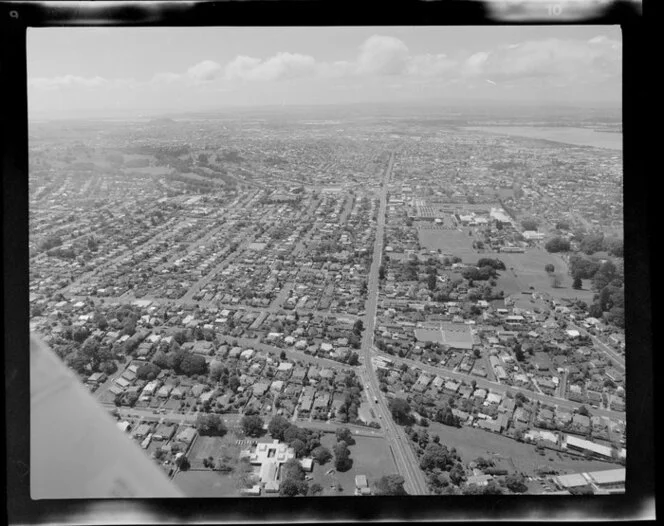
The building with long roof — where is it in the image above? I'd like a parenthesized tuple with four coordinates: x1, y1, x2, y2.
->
(242, 439, 296, 493)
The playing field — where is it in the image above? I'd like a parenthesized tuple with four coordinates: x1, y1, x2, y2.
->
(173, 469, 240, 497)
(312, 434, 398, 495)
(188, 435, 240, 469)
(417, 228, 478, 261)
(482, 249, 595, 304)
(423, 422, 621, 477)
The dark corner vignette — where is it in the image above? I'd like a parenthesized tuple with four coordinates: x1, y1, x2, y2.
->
(2, 2, 654, 522)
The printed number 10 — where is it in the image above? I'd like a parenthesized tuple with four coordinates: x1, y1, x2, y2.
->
(548, 4, 563, 16)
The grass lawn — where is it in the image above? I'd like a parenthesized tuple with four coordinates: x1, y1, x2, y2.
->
(173, 469, 240, 497)
(188, 435, 240, 469)
(423, 422, 621, 477)
(312, 434, 398, 496)
(477, 249, 596, 305)
(417, 229, 478, 260)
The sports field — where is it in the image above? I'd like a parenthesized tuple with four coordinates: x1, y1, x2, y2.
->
(483, 249, 595, 304)
(173, 469, 240, 497)
(417, 228, 478, 261)
(311, 434, 398, 495)
(423, 422, 621, 477)
(416, 229, 595, 304)
(188, 435, 240, 469)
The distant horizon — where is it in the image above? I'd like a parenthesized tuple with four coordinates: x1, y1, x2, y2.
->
(28, 26, 621, 118)
(28, 97, 622, 122)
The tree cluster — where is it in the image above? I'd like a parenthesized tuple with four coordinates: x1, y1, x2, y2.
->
(196, 414, 227, 437)
(152, 344, 208, 377)
(389, 397, 413, 425)
(435, 404, 461, 428)
(569, 254, 601, 280)
(418, 440, 466, 493)
(374, 474, 407, 495)
(521, 218, 539, 231)
(267, 417, 323, 458)
(136, 362, 161, 381)
(462, 265, 497, 282)
(240, 415, 265, 437)
(544, 237, 571, 253)
(333, 440, 353, 472)
(476, 258, 506, 271)
(462, 479, 504, 495)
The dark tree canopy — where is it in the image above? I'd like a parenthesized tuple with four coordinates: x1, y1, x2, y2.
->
(569, 254, 601, 280)
(279, 479, 300, 497)
(196, 414, 227, 437)
(333, 441, 352, 472)
(545, 237, 571, 253)
(603, 237, 623, 257)
(521, 218, 539, 231)
(435, 404, 461, 428)
(179, 353, 208, 376)
(336, 427, 356, 446)
(268, 416, 292, 441)
(389, 398, 412, 425)
(353, 319, 364, 334)
(577, 405, 590, 417)
(476, 258, 506, 271)
(176, 455, 190, 471)
(419, 442, 461, 472)
(136, 362, 161, 380)
(580, 232, 605, 255)
(240, 415, 265, 437)
(290, 438, 307, 458)
(281, 458, 306, 482)
(504, 473, 528, 493)
(228, 375, 241, 392)
(592, 260, 618, 291)
(311, 446, 332, 465)
(374, 474, 407, 495)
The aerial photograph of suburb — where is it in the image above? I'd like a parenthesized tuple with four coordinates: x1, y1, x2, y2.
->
(28, 25, 626, 498)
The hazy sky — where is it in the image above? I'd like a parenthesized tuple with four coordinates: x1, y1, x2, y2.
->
(28, 26, 621, 117)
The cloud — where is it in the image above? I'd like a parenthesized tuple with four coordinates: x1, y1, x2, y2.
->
(356, 35, 410, 75)
(225, 52, 316, 82)
(29, 75, 108, 90)
(463, 52, 491, 77)
(460, 38, 621, 82)
(406, 53, 457, 78)
(29, 34, 621, 105)
(318, 60, 356, 79)
(186, 60, 223, 82)
(150, 72, 182, 84)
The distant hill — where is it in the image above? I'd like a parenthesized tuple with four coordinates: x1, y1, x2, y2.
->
(148, 117, 177, 125)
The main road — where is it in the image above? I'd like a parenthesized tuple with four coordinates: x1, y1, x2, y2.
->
(360, 151, 430, 495)
(568, 322, 625, 373)
(112, 406, 385, 438)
